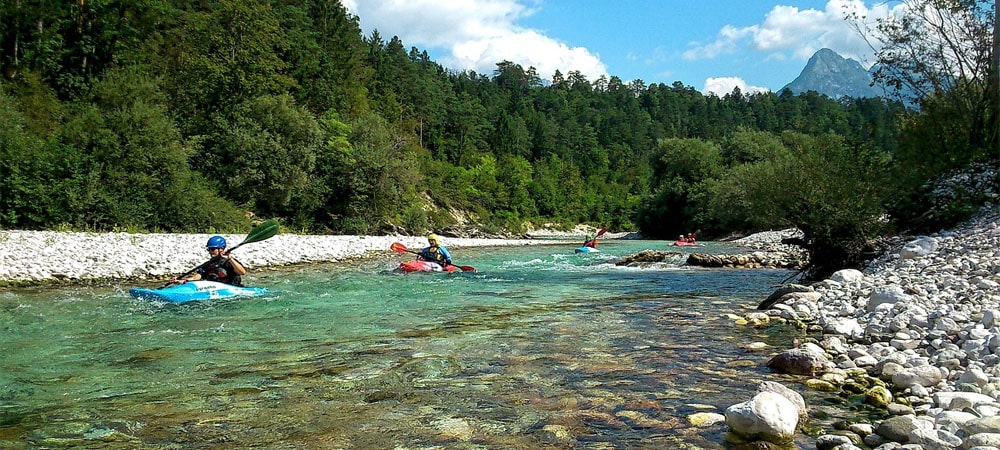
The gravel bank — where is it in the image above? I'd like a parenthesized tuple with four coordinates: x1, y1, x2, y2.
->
(750, 206, 1000, 448)
(0, 231, 574, 283)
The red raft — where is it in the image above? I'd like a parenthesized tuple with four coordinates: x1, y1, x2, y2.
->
(672, 240, 699, 247)
(399, 260, 458, 273)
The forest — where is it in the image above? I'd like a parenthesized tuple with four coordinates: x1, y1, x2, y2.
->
(1, 0, 996, 278)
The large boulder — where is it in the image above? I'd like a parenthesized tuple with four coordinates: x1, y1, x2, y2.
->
(725, 391, 799, 441)
(866, 285, 911, 312)
(766, 349, 832, 376)
(829, 268, 864, 284)
(891, 365, 944, 389)
(875, 415, 921, 443)
(899, 237, 938, 259)
(757, 381, 807, 419)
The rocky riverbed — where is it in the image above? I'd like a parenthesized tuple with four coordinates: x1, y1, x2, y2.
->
(738, 206, 1000, 449)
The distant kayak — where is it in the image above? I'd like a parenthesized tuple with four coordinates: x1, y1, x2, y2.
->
(399, 260, 458, 273)
(672, 241, 699, 247)
(129, 281, 269, 303)
(574, 246, 600, 253)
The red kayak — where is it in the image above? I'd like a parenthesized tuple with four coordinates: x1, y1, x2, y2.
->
(399, 260, 458, 273)
(672, 240, 699, 247)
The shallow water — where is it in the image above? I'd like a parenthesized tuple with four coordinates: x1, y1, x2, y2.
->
(2, 241, 843, 448)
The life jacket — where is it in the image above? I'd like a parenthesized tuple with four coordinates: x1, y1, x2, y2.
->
(199, 258, 243, 286)
(418, 246, 449, 265)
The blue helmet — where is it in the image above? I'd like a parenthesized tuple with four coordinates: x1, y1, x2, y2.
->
(206, 235, 227, 249)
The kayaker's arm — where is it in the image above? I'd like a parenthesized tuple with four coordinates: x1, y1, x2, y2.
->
(173, 272, 202, 284)
(439, 247, 453, 265)
(223, 254, 247, 276)
(168, 273, 198, 285)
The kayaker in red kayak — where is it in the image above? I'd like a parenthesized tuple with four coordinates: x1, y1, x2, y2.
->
(417, 233, 453, 267)
(581, 227, 608, 248)
(169, 235, 247, 286)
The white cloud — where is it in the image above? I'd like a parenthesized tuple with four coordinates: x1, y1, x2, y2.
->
(683, 24, 757, 60)
(702, 77, 770, 97)
(685, 0, 890, 68)
(343, 0, 607, 81)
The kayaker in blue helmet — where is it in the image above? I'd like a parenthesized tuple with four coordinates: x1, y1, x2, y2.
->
(417, 233, 452, 267)
(169, 235, 247, 286)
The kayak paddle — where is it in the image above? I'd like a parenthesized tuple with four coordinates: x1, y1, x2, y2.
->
(390, 242, 477, 273)
(225, 219, 280, 254)
(167, 220, 280, 286)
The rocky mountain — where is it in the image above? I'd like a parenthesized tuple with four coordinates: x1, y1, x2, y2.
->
(782, 48, 884, 99)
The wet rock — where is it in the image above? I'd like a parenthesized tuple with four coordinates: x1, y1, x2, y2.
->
(741, 342, 771, 352)
(865, 386, 893, 407)
(686, 252, 804, 269)
(432, 417, 474, 441)
(687, 412, 726, 427)
(615, 250, 680, 266)
(815, 433, 860, 450)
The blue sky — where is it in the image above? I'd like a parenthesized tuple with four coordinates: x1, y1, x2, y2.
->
(342, 0, 898, 95)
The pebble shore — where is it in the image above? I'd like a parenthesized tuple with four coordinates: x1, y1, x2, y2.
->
(0, 230, 576, 284)
(749, 207, 1000, 449)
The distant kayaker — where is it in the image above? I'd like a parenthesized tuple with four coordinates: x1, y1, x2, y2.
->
(417, 234, 453, 267)
(582, 234, 598, 248)
(169, 235, 247, 286)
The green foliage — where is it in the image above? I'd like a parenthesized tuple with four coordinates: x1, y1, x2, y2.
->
(0, 82, 64, 228)
(529, 155, 585, 222)
(279, 0, 372, 116)
(162, 0, 295, 134)
(1, 68, 248, 232)
(497, 154, 537, 218)
(56, 67, 247, 231)
(704, 131, 892, 279)
(400, 203, 430, 235)
(720, 127, 788, 165)
(636, 138, 724, 238)
(317, 112, 420, 234)
(213, 94, 322, 217)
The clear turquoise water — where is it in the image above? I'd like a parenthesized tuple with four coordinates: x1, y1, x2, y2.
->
(1, 241, 829, 448)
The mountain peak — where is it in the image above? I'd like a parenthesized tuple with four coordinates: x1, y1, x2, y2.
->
(782, 48, 883, 99)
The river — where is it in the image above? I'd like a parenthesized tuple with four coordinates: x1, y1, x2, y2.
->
(1, 240, 846, 448)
